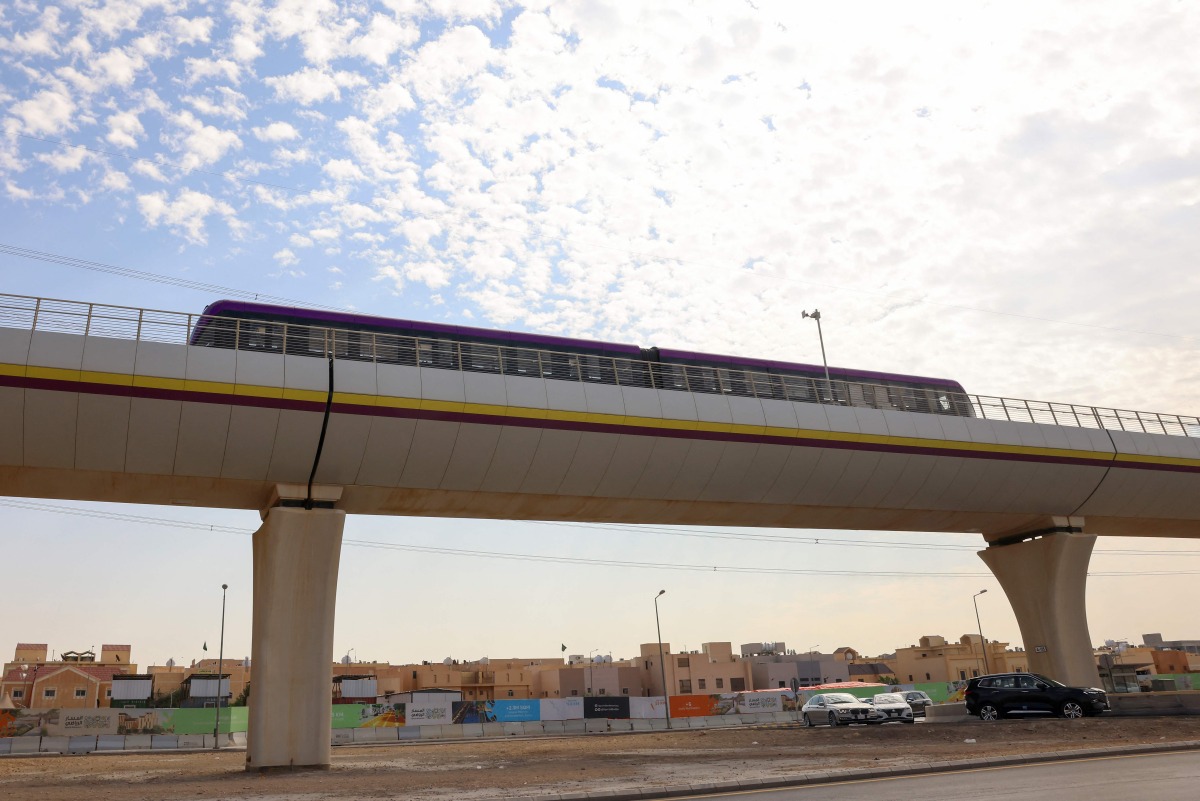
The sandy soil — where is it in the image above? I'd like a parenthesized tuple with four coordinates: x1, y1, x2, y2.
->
(3, 717, 1200, 801)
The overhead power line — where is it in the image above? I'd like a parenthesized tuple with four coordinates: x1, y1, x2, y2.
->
(0, 244, 346, 311)
(0, 498, 1195, 577)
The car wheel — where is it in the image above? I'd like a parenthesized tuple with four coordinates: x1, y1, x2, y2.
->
(1059, 701, 1085, 719)
(828, 712, 839, 727)
(802, 713, 814, 728)
(979, 704, 1001, 722)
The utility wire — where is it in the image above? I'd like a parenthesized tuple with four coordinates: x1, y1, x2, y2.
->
(1, 498, 1195, 576)
(0, 244, 346, 311)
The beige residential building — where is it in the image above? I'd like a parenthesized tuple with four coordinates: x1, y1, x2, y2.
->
(1, 643, 137, 708)
(639, 642, 753, 696)
(893, 635, 1028, 684)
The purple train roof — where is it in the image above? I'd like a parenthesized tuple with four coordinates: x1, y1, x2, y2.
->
(200, 300, 964, 391)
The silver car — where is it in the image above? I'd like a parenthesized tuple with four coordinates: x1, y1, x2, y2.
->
(801, 693, 875, 727)
(869, 693, 916, 724)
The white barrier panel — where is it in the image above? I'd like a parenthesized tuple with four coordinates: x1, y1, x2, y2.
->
(68, 735, 98, 753)
(629, 697, 667, 719)
(151, 735, 179, 749)
(540, 698, 585, 721)
(40, 736, 70, 753)
(177, 735, 205, 749)
(97, 735, 126, 751)
(124, 735, 152, 750)
(10, 738, 39, 754)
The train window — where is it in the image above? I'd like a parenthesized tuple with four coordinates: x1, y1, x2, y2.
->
(374, 333, 418, 366)
(938, 394, 950, 411)
(501, 346, 539, 376)
(684, 365, 721, 394)
(239, 320, 283, 352)
(540, 351, 579, 380)
(718, 368, 753, 397)
(417, 339, 459, 370)
(782, 375, 816, 403)
(579, 355, 616, 384)
(614, 359, 653, 388)
(462, 343, 501, 373)
(649, 363, 687, 390)
(751, 373, 784, 400)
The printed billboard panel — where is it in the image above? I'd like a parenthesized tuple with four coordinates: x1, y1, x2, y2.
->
(406, 696, 455, 726)
(583, 697, 630, 719)
(669, 695, 723, 718)
(736, 691, 784, 714)
(490, 700, 539, 722)
(629, 697, 666, 719)
(540, 697, 584, 721)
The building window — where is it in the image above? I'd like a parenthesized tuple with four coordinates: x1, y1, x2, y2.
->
(716, 678, 724, 689)
(959, 670, 967, 681)
(925, 673, 931, 681)
(44, 688, 57, 699)
(972, 669, 979, 678)
(11, 690, 23, 699)
(679, 680, 692, 694)
(570, 690, 578, 696)
(599, 689, 606, 695)
(75, 688, 87, 698)
(622, 688, 629, 695)
(105, 689, 111, 698)
(777, 680, 786, 688)
(507, 690, 514, 697)
(697, 679, 706, 690)
(730, 678, 746, 692)
(677, 657, 690, 668)
(908, 675, 913, 682)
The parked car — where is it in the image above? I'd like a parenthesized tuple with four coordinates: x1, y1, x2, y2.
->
(869, 693, 916, 724)
(900, 690, 934, 717)
(801, 693, 876, 727)
(964, 672, 1109, 721)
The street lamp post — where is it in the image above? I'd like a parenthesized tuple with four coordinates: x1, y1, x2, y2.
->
(654, 590, 671, 730)
(801, 310, 832, 401)
(972, 589, 990, 675)
(213, 583, 228, 749)
(807, 644, 821, 685)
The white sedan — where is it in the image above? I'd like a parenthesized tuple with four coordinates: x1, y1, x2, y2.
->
(869, 692, 916, 724)
(800, 693, 876, 727)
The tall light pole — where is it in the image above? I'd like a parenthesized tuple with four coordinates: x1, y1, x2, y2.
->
(654, 590, 671, 730)
(213, 583, 228, 749)
(972, 589, 990, 675)
(807, 644, 821, 686)
(801, 310, 832, 401)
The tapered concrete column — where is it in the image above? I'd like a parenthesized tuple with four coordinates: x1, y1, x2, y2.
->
(246, 505, 345, 771)
(978, 531, 1101, 688)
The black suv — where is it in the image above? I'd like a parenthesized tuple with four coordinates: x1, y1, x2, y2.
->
(964, 672, 1109, 721)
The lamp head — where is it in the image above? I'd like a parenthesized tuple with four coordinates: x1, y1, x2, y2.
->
(657, 589, 666, 597)
(222, 583, 228, 590)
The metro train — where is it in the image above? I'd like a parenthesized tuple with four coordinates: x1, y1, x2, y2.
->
(190, 300, 973, 416)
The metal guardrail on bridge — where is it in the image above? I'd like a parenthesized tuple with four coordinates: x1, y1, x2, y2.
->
(1, 293, 1196, 438)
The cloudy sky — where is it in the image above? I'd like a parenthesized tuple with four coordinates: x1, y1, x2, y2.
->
(2, 0, 1199, 669)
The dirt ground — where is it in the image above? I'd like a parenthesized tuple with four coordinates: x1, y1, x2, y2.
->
(3, 717, 1200, 801)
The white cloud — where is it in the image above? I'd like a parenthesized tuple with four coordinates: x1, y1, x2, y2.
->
(2, 5, 64, 56)
(290, 233, 314, 247)
(8, 88, 75, 135)
(101, 169, 131, 191)
(137, 188, 237, 244)
(265, 67, 365, 105)
(273, 248, 299, 266)
(185, 58, 241, 85)
(184, 87, 249, 120)
(169, 15, 214, 45)
(36, 145, 89, 173)
(106, 108, 146, 150)
(253, 121, 299, 142)
(167, 110, 242, 171)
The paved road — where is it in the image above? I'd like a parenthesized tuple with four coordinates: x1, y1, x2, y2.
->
(665, 750, 1200, 800)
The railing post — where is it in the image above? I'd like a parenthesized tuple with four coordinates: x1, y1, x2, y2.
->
(85, 304, 94, 336)
(234, 319, 241, 352)
(31, 298, 41, 331)
(137, 310, 145, 343)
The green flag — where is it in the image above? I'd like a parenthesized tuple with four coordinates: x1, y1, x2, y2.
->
(561, 644, 566, 652)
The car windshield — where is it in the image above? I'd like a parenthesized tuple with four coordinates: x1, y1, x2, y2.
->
(825, 694, 860, 704)
(873, 693, 904, 704)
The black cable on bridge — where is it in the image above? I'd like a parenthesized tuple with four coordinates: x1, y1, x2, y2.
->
(304, 345, 336, 510)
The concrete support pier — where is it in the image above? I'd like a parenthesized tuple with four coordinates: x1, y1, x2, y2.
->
(979, 521, 1101, 688)
(246, 503, 345, 771)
